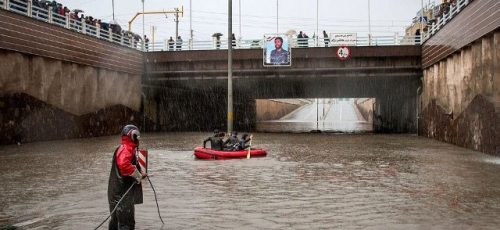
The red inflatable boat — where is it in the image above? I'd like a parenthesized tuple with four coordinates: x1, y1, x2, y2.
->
(194, 147, 267, 160)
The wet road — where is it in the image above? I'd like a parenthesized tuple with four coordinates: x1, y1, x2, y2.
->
(1, 133, 500, 229)
(257, 100, 372, 132)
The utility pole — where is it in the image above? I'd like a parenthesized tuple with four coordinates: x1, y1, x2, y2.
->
(175, 7, 180, 41)
(227, 0, 233, 133)
(368, 0, 371, 45)
(420, 0, 424, 44)
(128, 8, 183, 31)
(112, 0, 115, 21)
(142, 0, 145, 51)
(238, 0, 241, 41)
(190, 0, 193, 49)
(151, 25, 156, 51)
(276, 0, 279, 34)
(316, 0, 319, 46)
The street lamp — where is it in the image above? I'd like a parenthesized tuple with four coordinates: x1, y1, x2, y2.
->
(276, 0, 278, 34)
(227, 0, 233, 133)
(368, 0, 371, 45)
(142, 0, 145, 51)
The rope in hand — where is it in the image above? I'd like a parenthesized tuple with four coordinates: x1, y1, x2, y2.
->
(94, 181, 137, 230)
(147, 176, 165, 225)
(94, 177, 165, 229)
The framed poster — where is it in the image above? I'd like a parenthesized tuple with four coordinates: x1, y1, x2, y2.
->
(263, 35, 291, 67)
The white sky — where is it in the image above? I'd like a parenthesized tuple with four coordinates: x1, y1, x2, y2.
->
(55, 0, 441, 42)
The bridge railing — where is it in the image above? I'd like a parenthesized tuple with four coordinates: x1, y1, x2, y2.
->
(1, 0, 145, 51)
(146, 35, 421, 52)
(422, 0, 471, 42)
(2, 0, 423, 53)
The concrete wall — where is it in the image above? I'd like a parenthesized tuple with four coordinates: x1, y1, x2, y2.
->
(355, 98, 375, 123)
(256, 99, 305, 121)
(419, 32, 500, 155)
(0, 50, 141, 115)
(0, 50, 145, 145)
(0, 9, 145, 144)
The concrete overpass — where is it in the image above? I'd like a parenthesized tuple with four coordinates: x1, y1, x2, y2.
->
(143, 46, 421, 133)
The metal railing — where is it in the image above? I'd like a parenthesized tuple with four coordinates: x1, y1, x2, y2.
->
(1, 0, 144, 50)
(422, 0, 471, 42)
(2, 0, 430, 52)
(146, 35, 422, 52)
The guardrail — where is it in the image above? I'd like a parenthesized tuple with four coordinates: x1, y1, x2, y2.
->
(422, 0, 471, 42)
(2, 0, 144, 50)
(2, 0, 423, 52)
(147, 35, 422, 52)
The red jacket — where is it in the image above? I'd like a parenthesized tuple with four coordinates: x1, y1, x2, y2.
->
(116, 136, 139, 176)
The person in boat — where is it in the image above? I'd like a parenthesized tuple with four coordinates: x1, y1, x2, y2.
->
(223, 131, 240, 150)
(108, 124, 147, 230)
(203, 129, 224, 150)
(238, 134, 253, 150)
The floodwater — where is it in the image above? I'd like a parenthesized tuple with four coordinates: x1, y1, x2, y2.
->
(257, 100, 373, 133)
(1, 133, 500, 229)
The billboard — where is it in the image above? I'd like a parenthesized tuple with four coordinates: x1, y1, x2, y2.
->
(330, 33, 357, 46)
(263, 35, 291, 67)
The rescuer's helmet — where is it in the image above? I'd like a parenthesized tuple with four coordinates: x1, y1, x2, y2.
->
(122, 124, 140, 143)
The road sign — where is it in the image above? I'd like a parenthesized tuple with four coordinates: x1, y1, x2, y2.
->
(336, 46, 351, 60)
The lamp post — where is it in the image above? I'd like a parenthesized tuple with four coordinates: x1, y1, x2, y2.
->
(276, 0, 278, 34)
(368, 0, 371, 45)
(190, 0, 193, 49)
(112, 0, 115, 21)
(142, 0, 145, 51)
(316, 0, 319, 47)
(420, 0, 424, 43)
(239, 0, 241, 41)
(227, 0, 233, 133)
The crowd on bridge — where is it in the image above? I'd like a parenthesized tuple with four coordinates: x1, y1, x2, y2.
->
(410, 0, 474, 42)
(20, 0, 145, 48)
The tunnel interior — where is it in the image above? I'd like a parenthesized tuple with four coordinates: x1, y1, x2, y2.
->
(144, 74, 418, 133)
(255, 98, 375, 133)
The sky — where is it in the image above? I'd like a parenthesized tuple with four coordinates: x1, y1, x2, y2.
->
(55, 0, 441, 43)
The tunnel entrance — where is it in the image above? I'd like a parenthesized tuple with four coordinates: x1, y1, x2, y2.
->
(255, 98, 375, 133)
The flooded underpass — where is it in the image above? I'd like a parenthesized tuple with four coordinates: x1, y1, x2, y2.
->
(1, 133, 500, 229)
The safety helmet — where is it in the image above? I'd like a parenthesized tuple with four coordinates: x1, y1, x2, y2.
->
(122, 124, 140, 142)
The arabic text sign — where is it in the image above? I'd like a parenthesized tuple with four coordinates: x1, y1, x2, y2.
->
(330, 33, 357, 46)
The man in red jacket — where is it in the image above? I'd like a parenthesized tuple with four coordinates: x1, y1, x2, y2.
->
(107, 124, 147, 230)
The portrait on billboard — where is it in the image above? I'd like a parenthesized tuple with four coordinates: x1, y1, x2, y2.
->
(263, 35, 291, 66)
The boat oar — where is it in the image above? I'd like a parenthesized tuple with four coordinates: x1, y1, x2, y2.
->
(246, 135, 253, 159)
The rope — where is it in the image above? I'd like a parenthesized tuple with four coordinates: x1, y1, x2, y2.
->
(94, 181, 137, 230)
(147, 176, 165, 225)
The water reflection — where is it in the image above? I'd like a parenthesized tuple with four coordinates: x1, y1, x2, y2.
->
(1, 133, 500, 229)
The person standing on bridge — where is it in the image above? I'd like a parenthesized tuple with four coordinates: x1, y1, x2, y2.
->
(108, 124, 147, 230)
(168, 36, 174, 51)
(270, 37, 290, 65)
(176, 36, 183, 51)
(323, 30, 330, 47)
